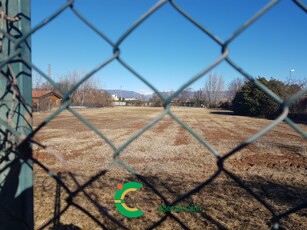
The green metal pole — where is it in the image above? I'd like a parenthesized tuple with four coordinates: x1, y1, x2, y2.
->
(0, 0, 33, 229)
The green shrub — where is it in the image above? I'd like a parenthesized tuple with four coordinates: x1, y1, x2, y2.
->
(232, 77, 286, 118)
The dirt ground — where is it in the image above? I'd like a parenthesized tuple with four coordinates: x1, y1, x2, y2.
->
(33, 107, 307, 230)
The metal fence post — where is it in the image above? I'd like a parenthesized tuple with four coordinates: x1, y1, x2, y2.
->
(0, 0, 33, 229)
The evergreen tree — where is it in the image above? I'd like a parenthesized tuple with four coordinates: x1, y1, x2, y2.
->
(232, 77, 286, 117)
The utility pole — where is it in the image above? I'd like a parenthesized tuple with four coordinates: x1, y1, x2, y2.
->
(48, 64, 51, 78)
(290, 69, 295, 84)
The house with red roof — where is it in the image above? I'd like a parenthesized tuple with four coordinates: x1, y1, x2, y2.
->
(32, 89, 62, 111)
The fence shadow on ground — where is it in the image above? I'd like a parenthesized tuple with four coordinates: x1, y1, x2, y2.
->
(48, 223, 81, 230)
(210, 109, 307, 125)
(209, 110, 236, 116)
(33, 159, 307, 229)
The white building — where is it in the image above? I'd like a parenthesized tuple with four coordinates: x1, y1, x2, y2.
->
(124, 98, 138, 101)
(113, 101, 126, 106)
(111, 94, 119, 101)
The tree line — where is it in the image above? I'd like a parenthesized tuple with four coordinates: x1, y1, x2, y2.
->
(151, 73, 306, 119)
(151, 73, 226, 107)
(34, 69, 306, 119)
(232, 77, 306, 118)
(33, 71, 112, 111)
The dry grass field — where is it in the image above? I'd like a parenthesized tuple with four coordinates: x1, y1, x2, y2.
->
(33, 107, 307, 230)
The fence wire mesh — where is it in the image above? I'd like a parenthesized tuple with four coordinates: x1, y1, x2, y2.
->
(0, 0, 307, 229)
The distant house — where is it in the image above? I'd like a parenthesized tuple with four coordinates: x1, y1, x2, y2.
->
(113, 101, 126, 106)
(32, 89, 62, 111)
(111, 94, 119, 101)
(124, 98, 137, 101)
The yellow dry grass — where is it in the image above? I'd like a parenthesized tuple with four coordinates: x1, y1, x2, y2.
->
(33, 107, 307, 230)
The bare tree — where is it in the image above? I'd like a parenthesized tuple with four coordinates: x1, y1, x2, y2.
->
(179, 87, 192, 101)
(32, 71, 43, 89)
(151, 93, 163, 107)
(194, 89, 204, 107)
(32, 70, 53, 90)
(203, 73, 224, 107)
(194, 89, 203, 100)
(56, 70, 111, 107)
(33, 69, 112, 110)
(228, 77, 244, 99)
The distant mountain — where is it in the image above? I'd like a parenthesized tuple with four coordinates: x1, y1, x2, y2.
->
(105, 89, 233, 101)
(106, 89, 152, 101)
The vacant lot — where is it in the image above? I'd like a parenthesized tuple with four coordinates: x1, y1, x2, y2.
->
(33, 107, 307, 230)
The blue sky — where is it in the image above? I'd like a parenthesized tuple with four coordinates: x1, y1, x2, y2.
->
(31, 0, 307, 94)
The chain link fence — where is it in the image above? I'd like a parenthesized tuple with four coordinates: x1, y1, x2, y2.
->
(1, 0, 307, 229)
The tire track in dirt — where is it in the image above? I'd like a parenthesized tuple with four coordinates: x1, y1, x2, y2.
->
(174, 126, 190, 146)
(196, 117, 233, 143)
(152, 118, 173, 134)
(195, 114, 255, 144)
(228, 152, 307, 173)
